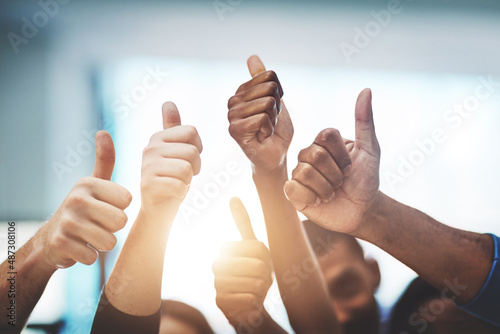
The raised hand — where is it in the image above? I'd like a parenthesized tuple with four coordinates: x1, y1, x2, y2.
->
(284, 89, 380, 234)
(40, 130, 132, 269)
(228, 55, 293, 171)
(140, 102, 203, 213)
(213, 198, 274, 330)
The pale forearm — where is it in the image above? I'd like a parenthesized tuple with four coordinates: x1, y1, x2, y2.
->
(0, 234, 56, 330)
(102, 204, 178, 316)
(253, 164, 338, 332)
(356, 192, 493, 303)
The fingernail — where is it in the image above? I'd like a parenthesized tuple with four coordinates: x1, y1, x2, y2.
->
(327, 192, 336, 202)
(343, 165, 352, 176)
(315, 197, 321, 206)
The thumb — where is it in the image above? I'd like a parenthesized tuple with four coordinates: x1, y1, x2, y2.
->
(355, 88, 379, 153)
(91, 130, 115, 180)
(247, 55, 267, 78)
(229, 197, 257, 240)
(162, 101, 182, 130)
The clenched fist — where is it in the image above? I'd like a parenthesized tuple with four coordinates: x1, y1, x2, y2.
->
(140, 102, 202, 213)
(228, 55, 293, 171)
(284, 89, 381, 234)
(213, 198, 273, 328)
(39, 131, 132, 269)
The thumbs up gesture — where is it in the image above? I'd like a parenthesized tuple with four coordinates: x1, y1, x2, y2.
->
(212, 198, 273, 329)
(39, 131, 132, 269)
(228, 55, 293, 171)
(284, 89, 381, 235)
(140, 102, 202, 213)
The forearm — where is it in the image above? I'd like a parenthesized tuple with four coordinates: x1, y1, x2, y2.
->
(230, 309, 288, 334)
(99, 203, 178, 316)
(356, 192, 493, 303)
(252, 163, 338, 332)
(0, 233, 56, 331)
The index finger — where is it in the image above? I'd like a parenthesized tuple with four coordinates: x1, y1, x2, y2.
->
(236, 70, 284, 98)
(314, 128, 352, 173)
(155, 125, 203, 154)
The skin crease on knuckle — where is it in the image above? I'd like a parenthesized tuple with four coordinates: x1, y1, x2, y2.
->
(294, 164, 314, 183)
(317, 128, 340, 143)
(308, 146, 327, 165)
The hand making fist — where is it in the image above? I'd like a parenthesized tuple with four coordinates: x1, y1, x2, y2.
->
(228, 55, 293, 171)
(213, 198, 273, 327)
(39, 131, 132, 269)
(284, 89, 381, 234)
(140, 102, 203, 213)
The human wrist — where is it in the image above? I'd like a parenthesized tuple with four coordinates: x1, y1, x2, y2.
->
(140, 198, 181, 220)
(30, 229, 60, 273)
(252, 160, 288, 183)
(354, 191, 392, 241)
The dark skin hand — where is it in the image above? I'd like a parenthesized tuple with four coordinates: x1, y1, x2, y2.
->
(228, 55, 339, 333)
(285, 89, 493, 305)
(228, 56, 292, 172)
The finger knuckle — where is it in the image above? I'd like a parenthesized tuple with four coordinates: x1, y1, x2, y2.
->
(103, 234, 117, 251)
(264, 81, 279, 95)
(122, 190, 133, 206)
(113, 211, 128, 230)
(264, 70, 277, 82)
(296, 164, 314, 180)
(228, 95, 240, 109)
(184, 125, 198, 138)
(61, 217, 78, 234)
(76, 176, 94, 189)
(227, 107, 239, 122)
(318, 128, 341, 143)
(52, 234, 68, 250)
(310, 146, 327, 164)
(215, 295, 227, 309)
(67, 193, 88, 208)
(263, 96, 276, 110)
(180, 161, 193, 178)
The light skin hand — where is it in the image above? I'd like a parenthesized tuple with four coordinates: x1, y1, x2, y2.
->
(39, 130, 132, 269)
(0, 131, 131, 331)
(140, 102, 203, 216)
(92, 102, 204, 325)
(228, 55, 293, 171)
(284, 88, 380, 234)
(212, 198, 275, 331)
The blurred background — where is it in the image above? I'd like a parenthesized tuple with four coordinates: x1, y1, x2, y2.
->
(1, 0, 500, 333)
